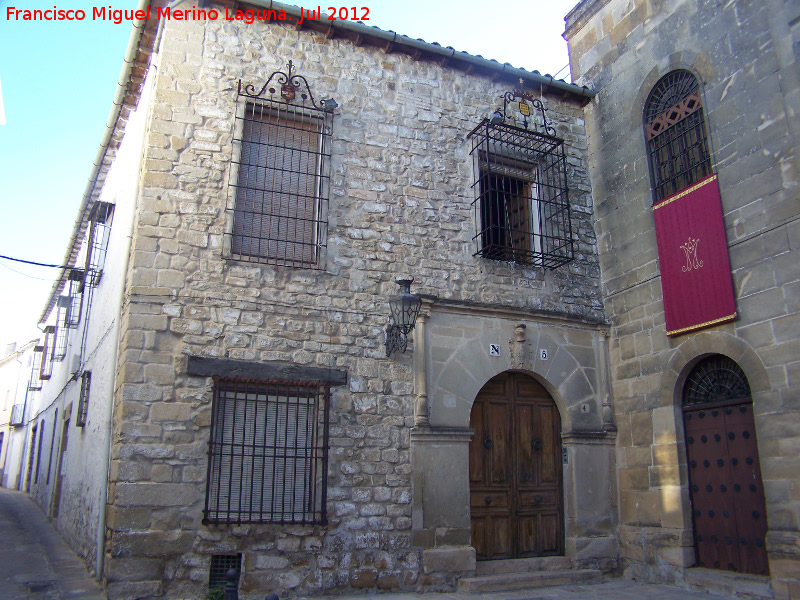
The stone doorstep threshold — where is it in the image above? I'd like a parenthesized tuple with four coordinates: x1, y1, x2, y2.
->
(458, 569, 603, 593)
(475, 556, 572, 577)
(685, 567, 773, 599)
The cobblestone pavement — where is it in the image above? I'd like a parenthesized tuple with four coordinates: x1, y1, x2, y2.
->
(0, 487, 739, 600)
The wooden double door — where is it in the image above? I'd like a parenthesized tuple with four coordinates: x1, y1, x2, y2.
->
(469, 372, 564, 560)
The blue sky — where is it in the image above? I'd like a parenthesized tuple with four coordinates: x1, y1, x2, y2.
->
(0, 0, 577, 347)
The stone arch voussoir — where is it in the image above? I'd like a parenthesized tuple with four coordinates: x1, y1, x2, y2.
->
(429, 335, 574, 431)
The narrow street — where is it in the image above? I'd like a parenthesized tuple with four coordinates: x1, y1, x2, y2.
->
(0, 488, 104, 600)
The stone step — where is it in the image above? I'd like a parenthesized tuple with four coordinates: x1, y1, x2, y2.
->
(475, 556, 572, 576)
(457, 568, 602, 593)
(685, 568, 773, 599)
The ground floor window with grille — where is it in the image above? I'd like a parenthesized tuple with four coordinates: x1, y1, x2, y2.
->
(469, 119, 573, 269)
(203, 378, 330, 525)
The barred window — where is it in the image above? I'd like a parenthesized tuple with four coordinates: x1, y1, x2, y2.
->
(645, 70, 712, 203)
(226, 73, 334, 268)
(40, 326, 55, 380)
(54, 300, 69, 361)
(64, 269, 84, 329)
(28, 346, 44, 391)
(468, 120, 573, 269)
(84, 202, 114, 287)
(204, 378, 330, 525)
(77, 371, 91, 427)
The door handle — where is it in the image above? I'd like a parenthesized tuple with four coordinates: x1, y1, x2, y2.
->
(532, 439, 542, 451)
(534, 495, 543, 504)
(483, 436, 493, 450)
(485, 496, 492, 505)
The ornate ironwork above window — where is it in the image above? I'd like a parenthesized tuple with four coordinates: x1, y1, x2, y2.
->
(684, 355, 751, 406)
(645, 70, 712, 203)
(468, 90, 573, 269)
(225, 61, 337, 269)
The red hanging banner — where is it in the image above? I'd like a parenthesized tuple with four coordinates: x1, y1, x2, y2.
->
(652, 174, 737, 336)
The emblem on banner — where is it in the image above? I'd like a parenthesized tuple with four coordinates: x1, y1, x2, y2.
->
(680, 237, 704, 272)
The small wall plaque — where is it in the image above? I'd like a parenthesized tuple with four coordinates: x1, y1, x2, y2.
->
(489, 344, 500, 356)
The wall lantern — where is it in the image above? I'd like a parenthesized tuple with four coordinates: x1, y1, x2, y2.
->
(386, 278, 422, 357)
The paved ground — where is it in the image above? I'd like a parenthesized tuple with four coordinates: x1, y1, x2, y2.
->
(0, 487, 739, 600)
(316, 582, 739, 600)
(0, 488, 104, 600)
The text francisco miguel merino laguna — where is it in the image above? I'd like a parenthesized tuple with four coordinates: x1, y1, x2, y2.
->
(5, 6, 357, 24)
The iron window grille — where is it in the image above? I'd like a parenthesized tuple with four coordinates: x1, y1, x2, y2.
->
(226, 61, 335, 269)
(28, 346, 44, 391)
(64, 269, 84, 329)
(84, 202, 114, 287)
(209, 554, 242, 591)
(10, 404, 25, 427)
(54, 298, 70, 361)
(40, 326, 55, 380)
(645, 70, 712, 203)
(204, 377, 330, 525)
(684, 355, 751, 406)
(76, 371, 91, 427)
(468, 109, 573, 269)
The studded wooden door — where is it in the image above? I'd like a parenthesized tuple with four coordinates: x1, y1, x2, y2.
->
(469, 372, 563, 560)
(683, 356, 769, 575)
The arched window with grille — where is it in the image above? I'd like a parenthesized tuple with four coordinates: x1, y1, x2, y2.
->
(644, 70, 712, 203)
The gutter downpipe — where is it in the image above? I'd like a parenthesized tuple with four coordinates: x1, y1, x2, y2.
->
(94, 0, 150, 581)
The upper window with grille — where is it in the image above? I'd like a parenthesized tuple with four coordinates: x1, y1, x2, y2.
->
(645, 70, 712, 203)
(468, 104, 574, 269)
(84, 202, 114, 287)
(226, 62, 335, 268)
(203, 378, 330, 525)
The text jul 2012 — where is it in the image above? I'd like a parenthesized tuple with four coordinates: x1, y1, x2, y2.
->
(5, 6, 371, 24)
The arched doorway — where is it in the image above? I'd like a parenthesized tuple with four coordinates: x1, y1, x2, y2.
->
(469, 371, 563, 560)
(683, 355, 769, 575)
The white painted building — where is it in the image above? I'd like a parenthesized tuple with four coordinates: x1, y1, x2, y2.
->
(21, 57, 156, 574)
(0, 339, 38, 489)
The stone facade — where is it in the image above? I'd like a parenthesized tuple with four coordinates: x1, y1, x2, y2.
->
(565, 0, 800, 597)
(14, 3, 618, 600)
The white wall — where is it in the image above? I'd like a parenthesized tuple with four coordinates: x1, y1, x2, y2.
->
(25, 66, 157, 571)
(0, 341, 39, 489)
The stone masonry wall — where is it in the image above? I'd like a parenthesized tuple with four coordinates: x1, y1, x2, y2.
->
(103, 13, 603, 600)
(565, 0, 800, 596)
